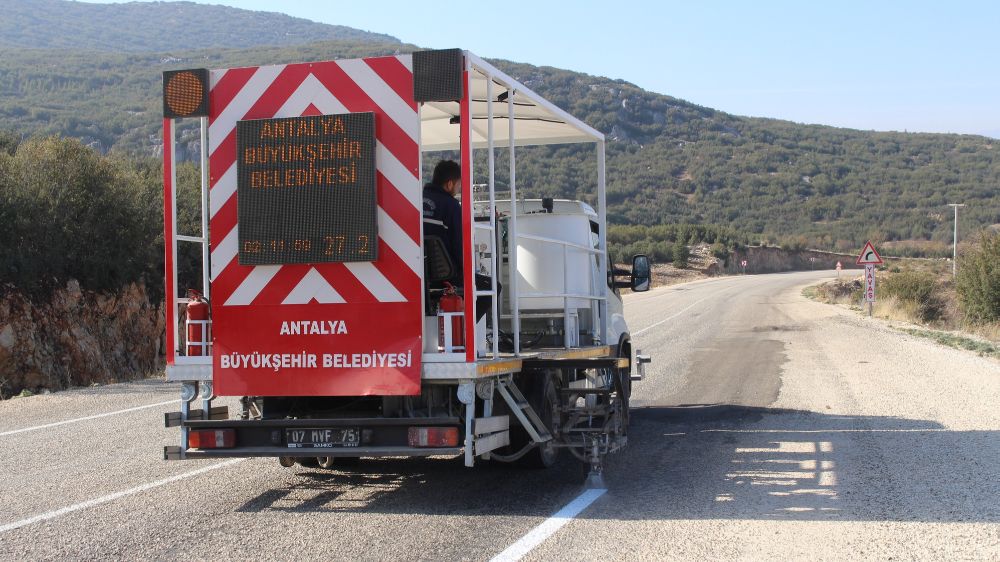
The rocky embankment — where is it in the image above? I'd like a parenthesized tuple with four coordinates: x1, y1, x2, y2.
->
(724, 246, 862, 275)
(0, 281, 163, 398)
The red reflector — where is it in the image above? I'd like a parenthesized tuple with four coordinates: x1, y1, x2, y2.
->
(189, 429, 235, 449)
(407, 427, 459, 448)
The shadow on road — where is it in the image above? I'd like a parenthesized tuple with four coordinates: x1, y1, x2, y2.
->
(602, 405, 999, 523)
(235, 405, 999, 523)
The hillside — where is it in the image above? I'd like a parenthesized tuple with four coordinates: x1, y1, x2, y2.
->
(0, 0, 398, 51)
(0, 2, 996, 251)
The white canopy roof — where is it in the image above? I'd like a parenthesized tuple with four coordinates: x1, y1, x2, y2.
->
(419, 52, 604, 152)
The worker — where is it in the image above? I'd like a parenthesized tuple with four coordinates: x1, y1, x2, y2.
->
(422, 160, 497, 322)
(422, 160, 464, 280)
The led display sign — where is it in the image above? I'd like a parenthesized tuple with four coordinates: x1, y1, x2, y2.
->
(236, 113, 378, 265)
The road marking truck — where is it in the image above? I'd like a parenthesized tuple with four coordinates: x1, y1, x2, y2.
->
(161, 49, 651, 480)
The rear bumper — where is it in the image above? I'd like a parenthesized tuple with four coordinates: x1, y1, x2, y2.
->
(171, 446, 463, 460)
(164, 416, 462, 461)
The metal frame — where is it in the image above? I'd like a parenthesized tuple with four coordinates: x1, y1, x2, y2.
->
(164, 116, 213, 377)
(451, 52, 609, 358)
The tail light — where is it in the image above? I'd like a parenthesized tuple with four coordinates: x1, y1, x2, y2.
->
(408, 427, 459, 447)
(189, 429, 235, 449)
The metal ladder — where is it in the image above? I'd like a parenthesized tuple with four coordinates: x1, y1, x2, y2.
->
(495, 378, 553, 444)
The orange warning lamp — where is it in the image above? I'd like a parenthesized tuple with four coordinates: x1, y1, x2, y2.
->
(162, 69, 209, 118)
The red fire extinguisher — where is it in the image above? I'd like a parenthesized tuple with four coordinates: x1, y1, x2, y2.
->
(438, 282, 464, 351)
(185, 289, 211, 356)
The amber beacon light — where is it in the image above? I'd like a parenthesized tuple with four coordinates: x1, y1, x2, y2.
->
(162, 68, 209, 118)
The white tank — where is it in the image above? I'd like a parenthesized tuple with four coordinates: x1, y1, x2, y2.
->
(514, 213, 594, 311)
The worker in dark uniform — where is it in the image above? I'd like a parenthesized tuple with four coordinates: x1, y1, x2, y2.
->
(422, 160, 464, 281)
(422, 160, 496, 322)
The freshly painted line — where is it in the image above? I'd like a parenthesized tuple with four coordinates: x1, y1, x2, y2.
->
(633, 295, 711, 337)
(0, 459, 243, 534)
(490, 488, 606, 562)
(0, 400, 178, 437)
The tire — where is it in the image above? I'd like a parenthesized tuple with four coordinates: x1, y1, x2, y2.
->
(518, 370, 561, 469)
(614, 367, 630, 437)
(617, 341, 632, 435)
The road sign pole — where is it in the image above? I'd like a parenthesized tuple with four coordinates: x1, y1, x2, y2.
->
(864, 263, 876, 317)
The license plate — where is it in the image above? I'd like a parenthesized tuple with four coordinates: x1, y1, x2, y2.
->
(285, 428, 360, 448)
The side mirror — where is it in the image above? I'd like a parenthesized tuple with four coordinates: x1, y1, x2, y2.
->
(631, 254, 651, 292)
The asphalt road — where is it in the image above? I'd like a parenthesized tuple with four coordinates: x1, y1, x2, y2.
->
(1, 271, 998, 560)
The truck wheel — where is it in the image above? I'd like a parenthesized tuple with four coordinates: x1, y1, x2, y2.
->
(518, 371, 560, 469)
(616, 342, 632, 435)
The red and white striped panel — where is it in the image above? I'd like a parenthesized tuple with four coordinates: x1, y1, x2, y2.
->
(206, 56, 421, 307)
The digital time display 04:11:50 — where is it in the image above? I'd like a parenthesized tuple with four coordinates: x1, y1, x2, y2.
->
(241, 234, 371, 258)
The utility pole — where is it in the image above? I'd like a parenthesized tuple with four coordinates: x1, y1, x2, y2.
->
(948, 203, 965, 277)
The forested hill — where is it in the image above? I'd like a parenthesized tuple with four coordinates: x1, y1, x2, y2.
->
(0, 0, 399, 51)
(0, 1, 996, 251)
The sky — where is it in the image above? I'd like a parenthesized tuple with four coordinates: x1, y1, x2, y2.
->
(88, 0, 1000, 138)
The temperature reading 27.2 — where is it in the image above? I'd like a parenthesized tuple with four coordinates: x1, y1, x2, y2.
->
(325, 234, 369, 258)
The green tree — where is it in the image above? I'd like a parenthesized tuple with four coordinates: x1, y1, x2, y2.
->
(0, 136, 161, 296)
(672, 242, 690, 268)
(955, 231, 1000, 323)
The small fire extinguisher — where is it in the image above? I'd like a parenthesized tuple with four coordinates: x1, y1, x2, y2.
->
(438, 282, 464, 351)
(185, 289, 211, 356)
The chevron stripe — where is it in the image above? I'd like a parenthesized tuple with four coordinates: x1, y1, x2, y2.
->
(377, 141, 420, 211)
(364, 56, 417, 112)
(337, 58, 419, 142)
(211, 228, 238, 282)
(377, 208, 421, 276)
(344, 262, 406, 302)
(224, 265, 281, 306)
(282, 268, 346, 305)
(209, 65, 287, 155)
(209, 163, 236, 217)
(275, 73, 348, 117)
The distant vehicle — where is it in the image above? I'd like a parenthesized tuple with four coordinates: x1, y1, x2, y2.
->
(160, 49, 651, 481)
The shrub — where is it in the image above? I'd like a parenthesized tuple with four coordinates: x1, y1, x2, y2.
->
(0, 136, 163, 297)
(956, 232, 1000, 323)
(880, 271, 944, 322)
(781, 235, 808, 252)
(709, 242, 729, 261)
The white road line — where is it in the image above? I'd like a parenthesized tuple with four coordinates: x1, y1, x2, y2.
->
(490, 488, 606, 562)
(0, 400, 178, 437)
(0, 460, 242, 534)
(632, 295, 711, 337)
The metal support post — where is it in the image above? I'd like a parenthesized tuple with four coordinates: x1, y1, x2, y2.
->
(200, 116, 211, 300)
(508, 89, 520, 355)
(596, 141, 608, 346)
(487, 77, 499, 359)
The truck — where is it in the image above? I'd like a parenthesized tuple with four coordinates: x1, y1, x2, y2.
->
(160, 49, 651, 482)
